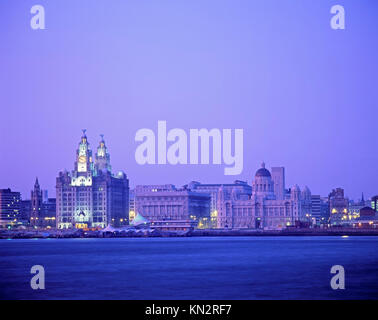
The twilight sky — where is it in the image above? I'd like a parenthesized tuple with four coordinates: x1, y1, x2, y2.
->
(0, 0, 377, 200)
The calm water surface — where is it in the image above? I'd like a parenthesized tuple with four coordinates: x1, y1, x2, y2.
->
(1, 236, 378, 299)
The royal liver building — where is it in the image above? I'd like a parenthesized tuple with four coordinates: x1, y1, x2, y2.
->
(56, 131, 129, 229)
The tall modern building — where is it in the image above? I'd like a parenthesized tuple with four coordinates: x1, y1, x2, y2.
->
(311, 195, 329, 225)
(129, 188, 136, 222)
(271, 167, 285, 201)
(0, 189, 21, 228)
(56, 131, 129, 229)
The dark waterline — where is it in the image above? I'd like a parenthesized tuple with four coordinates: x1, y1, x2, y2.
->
(1, 236, 378, 300)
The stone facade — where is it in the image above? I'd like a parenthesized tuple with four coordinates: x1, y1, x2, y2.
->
(216, 163, 311, 229)
(135, 184, 210, 227)
(56, 131, 129, 229)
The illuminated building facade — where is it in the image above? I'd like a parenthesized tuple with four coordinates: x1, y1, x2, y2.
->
(311, 195, 330, 225)
(56, 131, 129, 229)
(129, 189, 136, 222)
(329, 188, 349, 225)
(30, 178, 43, 227)
(30, 178, 57, 228)
(0, 188, 21, 228)
(216, 163, 311, 229)
(134, 184, 210, 228)
(184, 180, 252, 228)
(137, 164, 312, 230)
(372, 195, 378, 212)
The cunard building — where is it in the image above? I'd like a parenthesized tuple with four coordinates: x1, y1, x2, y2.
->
(56, 131, 129, 229)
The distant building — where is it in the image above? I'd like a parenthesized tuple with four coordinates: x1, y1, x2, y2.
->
(42, 198, 56, 228)
(135, 184, 211, 228)
(29, 178, 57, 228)
(351, 207, 378, 228)
(371, 195, 378, 212)
(347, 194, 368, 222)
(184, 180, 252, 228)
(311, 195, 322, 223)
(56, 131, 129, 229)
(0, 189, 21, 228)
(329, 188, 349, 225)
(271, 167, 285, 201)
(216, 163, 310, 229)
(320, 197, 330, 224)
(129, 188, 136, 222)
(311, 195, 330, 225)
(20, 200, 31, 222)
(30, 178, 43, 227)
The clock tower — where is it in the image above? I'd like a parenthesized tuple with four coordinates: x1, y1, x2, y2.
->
(74, 129, 93, 174)
(56, 130, 129, 229)
(71, 129, 93, 187)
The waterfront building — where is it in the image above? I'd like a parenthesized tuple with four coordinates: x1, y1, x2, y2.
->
(347, 197, 367, 221)
(301, 186, 313, 224)
(134, 184, 210, 228)
(184, 180, 252, 228)
(30, 178, 43, 227)
(311, 195, 322, 224)
(56, 131, 129, 229)
(20, 199, 31, 222)
(129, 188, 136, 222)
(42, 197, 56, 228)
(351, 207, 378, 228)
(372, 195, 378, 212)
(271, 167, 285, 200)
(216, 163, 311, 229)
(150, 219, 196, 232)
(329, 188, 349, 225)
(0, 189, 22, 228)
(311, 196, 330, 225)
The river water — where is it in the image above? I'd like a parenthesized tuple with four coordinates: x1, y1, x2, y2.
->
(1, 236, 377, 299)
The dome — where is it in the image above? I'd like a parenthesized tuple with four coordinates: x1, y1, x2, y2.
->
(255, 162, 271, 177)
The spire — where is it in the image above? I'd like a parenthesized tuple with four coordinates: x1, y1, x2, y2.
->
(34, 177, 40, 188)
(261, 162, 265, 168)
(80, 129, 89, 145)
(95, 134, 111, 172)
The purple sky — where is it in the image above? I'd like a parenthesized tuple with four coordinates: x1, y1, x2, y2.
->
(0, 0, 377, 200)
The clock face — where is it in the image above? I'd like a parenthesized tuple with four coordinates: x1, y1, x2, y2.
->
(78, 156, 86, 163)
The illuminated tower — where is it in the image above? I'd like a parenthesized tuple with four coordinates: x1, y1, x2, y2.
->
(71, 129, 94, 185)
(95, 134, 111, 173)
(31, 177, 43, 227)
(56, 130, 129, 229)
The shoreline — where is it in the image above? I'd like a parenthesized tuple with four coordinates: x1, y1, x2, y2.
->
(2, 228, 378, 239)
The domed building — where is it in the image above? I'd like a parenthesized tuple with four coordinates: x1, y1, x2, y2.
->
(252, 163, 274, 197)
(216, 163, 311, 229)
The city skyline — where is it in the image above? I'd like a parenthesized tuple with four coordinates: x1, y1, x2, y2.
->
(1, 1, 378, 200)
(2, 129, 373, 203)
